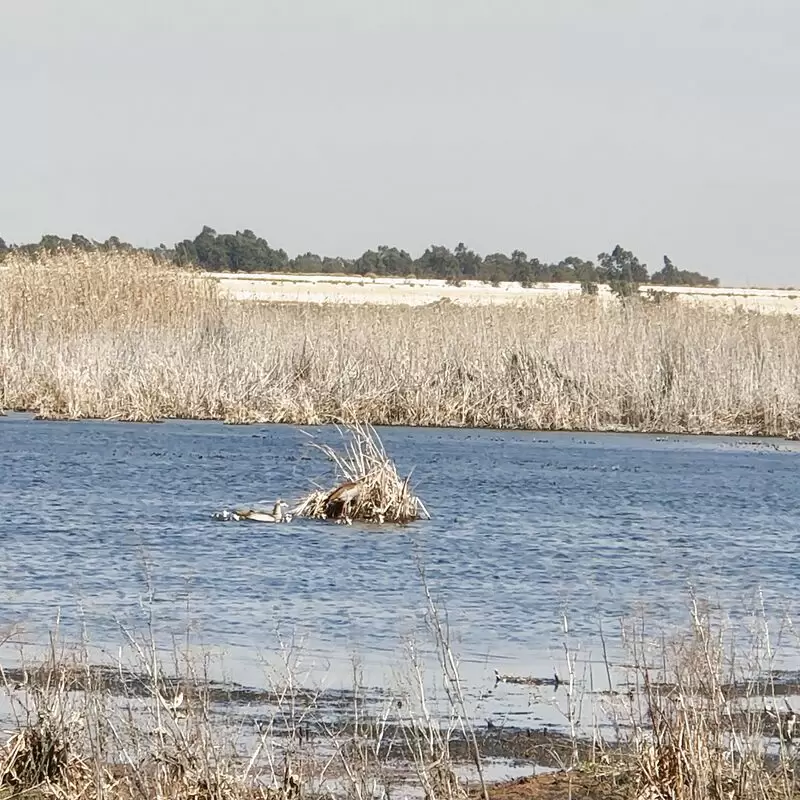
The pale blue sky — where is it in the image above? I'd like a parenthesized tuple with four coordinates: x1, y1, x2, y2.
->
(2, 0, 798, 285)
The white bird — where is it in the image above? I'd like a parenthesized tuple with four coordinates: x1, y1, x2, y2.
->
(156, 689, 185, 712)
(237, 500, 290, 523)
(213, 499, 293, 523)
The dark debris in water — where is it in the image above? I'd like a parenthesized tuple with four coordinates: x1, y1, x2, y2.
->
(647, 671, 800, 699)
(0, 663, 388, 709)
(724, 440, 797, 453)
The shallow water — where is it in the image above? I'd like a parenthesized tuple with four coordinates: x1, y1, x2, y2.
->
(1, 414, 798, 707)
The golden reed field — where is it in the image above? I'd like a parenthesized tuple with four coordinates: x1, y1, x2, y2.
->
(1, 248, 800, 436)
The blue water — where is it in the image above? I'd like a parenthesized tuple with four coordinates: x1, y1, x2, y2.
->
(0, 414, 798, 689)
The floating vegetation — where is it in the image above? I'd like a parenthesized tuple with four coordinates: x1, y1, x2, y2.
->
(211, 425, 429, 526)
(293, 423, 430, 525)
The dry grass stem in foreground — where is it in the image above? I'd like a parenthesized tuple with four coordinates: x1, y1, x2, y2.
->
(606, 597, 800, 800)
(293, 423, 430, 524)
(0, 591, 485, 800)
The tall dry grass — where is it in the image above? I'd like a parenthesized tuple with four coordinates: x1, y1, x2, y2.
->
(3, 249, 800, 434)
(605, 598, 800, 800)
(0, 584, 487, 800)
(0, 595, 797, 800)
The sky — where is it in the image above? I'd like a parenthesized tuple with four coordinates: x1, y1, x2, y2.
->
(1, 0, 798, 286)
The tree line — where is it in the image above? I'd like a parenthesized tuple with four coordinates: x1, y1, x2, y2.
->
(0, 226, 720, 288)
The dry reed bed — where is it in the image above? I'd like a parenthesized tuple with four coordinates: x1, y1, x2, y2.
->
(0, 585, 490, 800)
(3, 250, 800, 435)
(605, 599, 800, 800)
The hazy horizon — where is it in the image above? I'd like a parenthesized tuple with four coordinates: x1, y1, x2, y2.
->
(2, 1, 798, 286)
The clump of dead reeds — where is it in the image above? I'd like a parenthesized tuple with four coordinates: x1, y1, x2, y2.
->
(0, 653, 100, 796)
(606, 597, 800, 800)
(293, 423, 430, 524)
(0, 577, 490, 800)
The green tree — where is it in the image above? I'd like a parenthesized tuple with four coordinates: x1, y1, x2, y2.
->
(454, 242, 482, 279)
(414, 245, 459, 281)
(651, 254, 718, 287)
(378, 246, 413, 276)
(71, 233, 94, 250)
(102, 235, 134, 251)
(480, 253, 511, 284)
(174, 226, 288, 271)
(511, 250, 534, 287)
(598, 244, 648, 300)
(290, 252, 324, 273)
(3, 224, 723, 289)
(38, 234, 71, 252)
(355, 246, 412, 276)
(597, 245, 649, 283)
(554, 256, 597, 283)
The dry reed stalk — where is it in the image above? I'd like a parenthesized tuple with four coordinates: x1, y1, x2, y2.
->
(294, 423, 430, 524)
(0, 637, 102, 797)
(0, 612, 482, 800)
(0, 578, 489, 800)
(0, 585, 797, 800)
(610, 597, 800, 800)
(4, 249, 800, 435)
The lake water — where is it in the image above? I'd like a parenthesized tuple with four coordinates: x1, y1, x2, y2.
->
(1, 414, 798, 711)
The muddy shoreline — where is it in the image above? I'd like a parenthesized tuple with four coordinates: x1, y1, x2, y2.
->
(4, 410, 800, 444)
(4, 662, 799, 765)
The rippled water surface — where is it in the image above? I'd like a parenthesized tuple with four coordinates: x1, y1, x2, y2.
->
(1, 414, 798, 691)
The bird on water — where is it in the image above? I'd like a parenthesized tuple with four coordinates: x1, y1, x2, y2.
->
(213, 500, 290, 523)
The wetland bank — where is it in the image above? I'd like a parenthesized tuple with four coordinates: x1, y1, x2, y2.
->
(3, 249, 800, 435)
(1, 251, 800, 797)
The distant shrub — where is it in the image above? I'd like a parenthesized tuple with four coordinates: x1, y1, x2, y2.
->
(645, 289, 677, 305)
(609, 279, 638, 302)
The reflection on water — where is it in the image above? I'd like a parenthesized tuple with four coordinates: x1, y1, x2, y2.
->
(0, 413, 798, 697)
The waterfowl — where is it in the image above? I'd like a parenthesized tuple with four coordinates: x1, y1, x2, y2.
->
(765, 701, 797, 743)
(157, 689, 185, 712)
(238, 500, 290, 523)
(494, 668, 560, 690)
(324, 480, 363, 520)
(214, 500, 290, 523)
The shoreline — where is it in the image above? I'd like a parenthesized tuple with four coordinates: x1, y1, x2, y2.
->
(0, 644, 796, 800)
(2, 409, 799, 443)
(5, 251, 800, 439)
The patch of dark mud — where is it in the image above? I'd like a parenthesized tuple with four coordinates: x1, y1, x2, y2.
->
(464, 727, 599, 769)
(647, 670, 800, 699)
(0, 663, 388, 712)
(221, 714, 604, 770)
(471, 769, 634, 800)
(334, 724, 587, 768)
